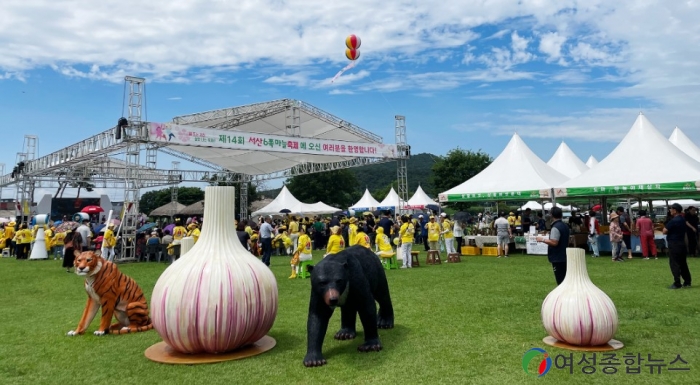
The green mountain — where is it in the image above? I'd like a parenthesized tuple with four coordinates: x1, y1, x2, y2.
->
(257, 153, 439, 200)
(352, 153, 437, 197)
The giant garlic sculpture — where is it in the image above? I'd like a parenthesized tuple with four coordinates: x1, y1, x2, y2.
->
(151, 186, 278, 355)
(541, 248, 619, 347)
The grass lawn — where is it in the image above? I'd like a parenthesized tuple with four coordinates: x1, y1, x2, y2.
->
(1, 248, 699, 385)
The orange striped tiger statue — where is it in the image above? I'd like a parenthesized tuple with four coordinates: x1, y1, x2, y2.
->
(66, 250, 153, 336)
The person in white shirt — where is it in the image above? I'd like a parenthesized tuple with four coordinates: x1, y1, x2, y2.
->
(259, 216, 274, 266)
(76, 220, 92, 250)
(493, 212, 512, 258)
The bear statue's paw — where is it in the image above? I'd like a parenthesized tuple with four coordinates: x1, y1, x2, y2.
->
(303, 353, 327, 367)
(377, 316, 394, 329)
(334, 329, 357, 340)
(66, 330, 78, 336)
(93, 330, 106, 336)
(357, 340, 383, 353)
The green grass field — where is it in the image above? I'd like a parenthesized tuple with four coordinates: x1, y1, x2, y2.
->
(1, 249, 699, 385)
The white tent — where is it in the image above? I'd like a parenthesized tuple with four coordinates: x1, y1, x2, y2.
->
(405, 185, 435, 209)
(547, 141, 589, 179)
(378, 187, 406, 209)
(303, 201, 343, 215)
(518, 201, 573, 211)
(557, 113, 700, 198)
(669, 127, 700, 163)
(349, 189, 381, 211)
(251, 186, 340, 216)
(630, 199, 700, 209)
(585, 156, 599, 168)
(438, 133, 569, 202)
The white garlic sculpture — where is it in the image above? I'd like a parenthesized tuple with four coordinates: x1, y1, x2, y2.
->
(151, 186, 278, 354)
(541, 248, 618, 346)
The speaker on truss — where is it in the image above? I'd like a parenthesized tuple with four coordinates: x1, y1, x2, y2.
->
(115, 117, 129, 140)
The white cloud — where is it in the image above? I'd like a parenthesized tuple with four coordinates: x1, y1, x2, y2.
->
(0, 0, 699, 141)
(167, 97, 182, 100)
(263, 71, 316, 87)
(328, 89, 355, 95)
(538, 32, 567, 62)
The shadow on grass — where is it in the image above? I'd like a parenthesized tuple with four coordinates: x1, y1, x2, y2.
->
(319, 324, 410, 366)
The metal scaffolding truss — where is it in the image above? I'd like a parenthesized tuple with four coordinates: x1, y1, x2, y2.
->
(0, 79, 405, 262)
(172, 99, 382, 143)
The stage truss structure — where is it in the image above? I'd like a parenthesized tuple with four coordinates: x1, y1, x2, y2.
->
(0, 76, 410, 261)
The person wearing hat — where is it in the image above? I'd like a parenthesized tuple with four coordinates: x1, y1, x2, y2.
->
(5, 221, 16, 257)
(425, 215, 440, 252)
(103, 223, 117, 262)
(325, 225, 345, 257)
(664, 203, 692, 289)
(348, 217, 359, 247)
(536, 207, 570, 285)
(13, 223, 32, 259)
(187, 222, 201, 244)
(608, 212, 624, 262)
(289, 226, 312, 279)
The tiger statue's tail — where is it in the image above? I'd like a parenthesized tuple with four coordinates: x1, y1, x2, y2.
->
(109, 322, 154, 335)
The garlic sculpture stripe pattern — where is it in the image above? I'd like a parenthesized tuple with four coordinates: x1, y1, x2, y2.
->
(541, 248, 618, 346)
(151, 186, 278, 354)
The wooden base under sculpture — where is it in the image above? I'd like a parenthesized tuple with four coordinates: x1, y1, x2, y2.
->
(145, 335, 276, 365)
(543, 336, 624, 352)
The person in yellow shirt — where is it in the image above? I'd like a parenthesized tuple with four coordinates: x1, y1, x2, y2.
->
(52, 230, 66, 260)
(507, 212, 517, 231)
(399, 215, 415, 268)
(0, 226, 6, 250)
(355, 226, 371, 249)
(426, 215, 441, 252)
(187, 223, 201, 244)
(325, 225, 345, 257)
(348, 217, 358, 246)
(289, 227, 312, 279)
(440, 213, 455, 254)
(103, 224, 117, 262)
(5, 222, 16, 257)
(172, 219, 187, 241)
(375, 227, 394, 257)
(44, 225, 54, 253)
(14, 223, 32, 259)
(288, 216, 300, 251)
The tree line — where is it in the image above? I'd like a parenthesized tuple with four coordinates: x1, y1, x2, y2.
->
(138, 148, 492, 215)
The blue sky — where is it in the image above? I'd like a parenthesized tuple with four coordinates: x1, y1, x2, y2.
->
(1, 0, 699, 200)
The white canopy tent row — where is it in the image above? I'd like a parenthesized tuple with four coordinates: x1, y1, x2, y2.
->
(438, 133, 569, 203)
(405, 185, 436, 209)
(556, 113, 700, 200)
(251, 186, 340, 216)
(348, 188, 382, 211)
(377, 187, 407, 210)
(669, 126, 700, 163)
(518, 201, 576, 212)
(547, 141, 589, 179)
(585, 156, 599, 168)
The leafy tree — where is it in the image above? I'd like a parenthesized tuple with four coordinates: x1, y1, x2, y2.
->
(285, 169, 360, 209)
(372, 180, 397, 202)
(431, 148, 493, 210)
(139, 186, 204, 216)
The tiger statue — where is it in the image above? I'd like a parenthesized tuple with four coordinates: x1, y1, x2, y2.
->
(67, 250, 153, 336)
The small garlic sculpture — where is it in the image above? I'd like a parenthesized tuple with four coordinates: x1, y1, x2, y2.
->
(151, 186, 278, 354)
(541, 248, 618, 346)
